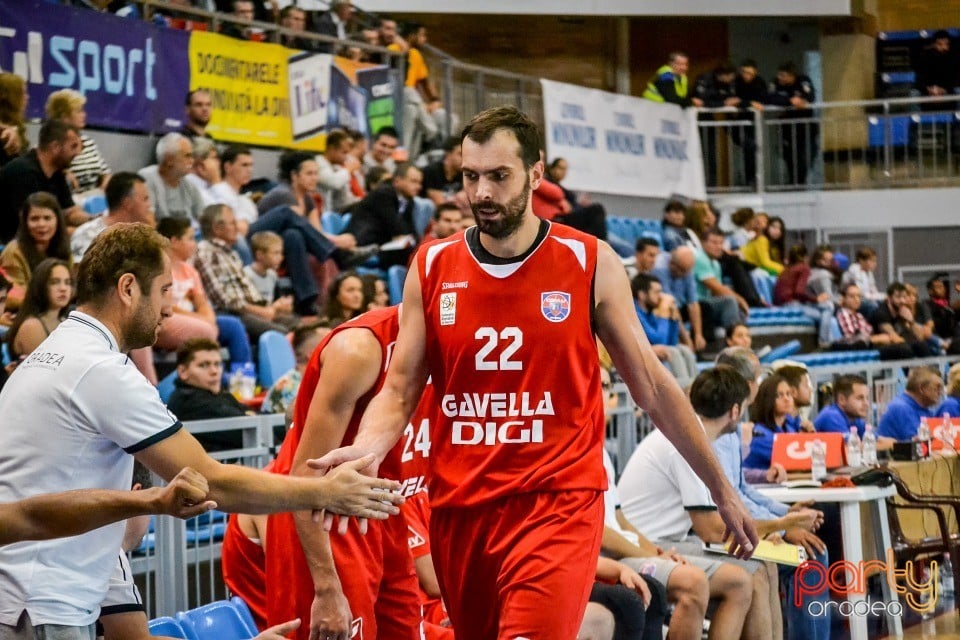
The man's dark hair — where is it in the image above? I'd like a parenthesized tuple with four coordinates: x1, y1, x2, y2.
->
(630, 273, 660, 298)
(220, 145, 252, 168)
(855, 247, 876, 262)
(177, 337, 222, 367)
(933, 30, 950, 41)
(185, 89, 209, 106)
(739, 59, 758, 70)
(292, 322, 328, 359)
(663, 199, 686, 214)
(106, 172, 146, 211)
(38, 119, 77, 150)
(777, 365, 808, 392)
(834, 374, 867, 399)
(887, 281, 908, 297)
(690, 365, 751, 419)
(715, 61, 736, 76)
(373, 126, 399, 141)
(635, 236, 660, 252)
(365, 166, 392, 190)
(278, 150, 316, 183)
(442, 136, 461, 153)
(839, 281, 861, 297)
(199, 203, 228, 239)
(461, 106, 541, 170)
(400, 22, 422, 39)
(778, 61, 798, 75)
(132, 461, 153, 490)
(393, 161, 418, 180)
(434, 202, 461, 220)
(157, 216, 193, 241)
(75, 223, 169, 305)
(326, 129, 351, 150)
(280, 5, 304, 19)
(927, 272, 949, 292)
(702, 226, 724, 240)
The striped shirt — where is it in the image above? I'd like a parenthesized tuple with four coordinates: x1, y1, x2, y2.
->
(69, 135, 109, 193)
(194, 238, 266, 314)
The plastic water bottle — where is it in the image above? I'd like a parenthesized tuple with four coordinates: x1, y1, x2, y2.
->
(811, 440, 827, 481)
(240, 362, 257, 400)
(917, 417, 932, 459)
(862, 425, 878, 466)
(846, 427, 862, 467)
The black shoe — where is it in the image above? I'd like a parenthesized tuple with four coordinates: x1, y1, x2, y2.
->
(295, 297, 321, 317)
(336, 245, 379, 269)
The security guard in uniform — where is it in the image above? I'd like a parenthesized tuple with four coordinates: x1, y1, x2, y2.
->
(643, 52, 703, 108)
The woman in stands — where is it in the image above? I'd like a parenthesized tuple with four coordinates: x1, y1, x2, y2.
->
(689, 202, 765, 307)
(940, 363, 960, 417)
(5, 258, 72, 360)
(0, 72, 29, 167)
(537, 155, 609, 243)
(775, 364, 816, 432)
(0, 192, 72, 311)
(725, 323, 752, 349)
(45, 89, 111, 195)
(725, 207, 755, 254)
(743, 373, 800, 470)
(323, 271, 365, 326)
(360, 273, 390, 310)
(743, 214, 785, 276)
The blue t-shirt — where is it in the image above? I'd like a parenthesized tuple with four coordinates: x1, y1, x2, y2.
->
(814, 403, 867, 438)
(636, 304, 678, 346)
(877, 393, 936, 441)
(938, 396, 960, 418)
(713, 427, 789, 520)
(651, 262, 698, 307)
(661, 223, 689, 252)
(744, 414, 801, 470)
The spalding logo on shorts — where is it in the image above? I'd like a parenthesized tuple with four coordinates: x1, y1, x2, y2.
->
(540, 291, 571, 323)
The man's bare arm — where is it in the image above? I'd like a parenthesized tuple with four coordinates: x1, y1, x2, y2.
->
(593, 241, 757, 557)
(0, 467, 214, 545)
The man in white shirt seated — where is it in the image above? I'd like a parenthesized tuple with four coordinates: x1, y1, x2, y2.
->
(210, 146, 259, 238)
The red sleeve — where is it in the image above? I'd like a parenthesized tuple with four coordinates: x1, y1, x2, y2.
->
(792, 266, 815, 303)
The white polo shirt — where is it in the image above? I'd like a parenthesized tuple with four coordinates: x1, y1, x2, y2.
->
(616, 429, 717, 542)
(0, 311, 181, 627)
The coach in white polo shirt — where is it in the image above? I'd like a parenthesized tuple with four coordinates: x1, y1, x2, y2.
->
(0, 223, 403, 639)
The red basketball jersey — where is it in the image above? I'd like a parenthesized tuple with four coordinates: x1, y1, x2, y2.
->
(396, 380, 435, 497)
(417, 222, 607, 508)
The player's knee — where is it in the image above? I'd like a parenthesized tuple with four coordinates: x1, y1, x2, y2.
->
(578, 602, 615, 640)
(669, 565, 709, 614)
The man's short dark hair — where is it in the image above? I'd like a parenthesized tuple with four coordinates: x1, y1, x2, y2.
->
(75, 223, 169, 305)
(326, 129, 351, 150)
(132, 461, 153, 490)
(887, 282, 908, 297)
(157, 216, 193, 240)
(630, 273, 660, 298)
(777, 365, 808, 392)
(434, 202, 461, 220)
(292, 322, 328, 358)
(199, 203, 228, 239)
(778, 61, 798, 75)
(374, 126, 399, 141)
(927, 272, 949, 292)
(739, 59, 758, 70)
(839, 281, 860, 297)
(834, 374, 867, 399)
(702, 226, 724, 240)
(715, 61, 736, 76)
(933, 30, 950, 41)
(442, 136, 461, 153)
(220, 145, 252, 168)
(393, 161, 418, 179)
(461, 106, 541, 170)
(105, 172, 145, 212)
(365, 166, 392, 190)
(185, 89, 209, 106)
(177, 337, 222, 367)
(690, 365, 751, 419)
(400, 22, 422, 39)
(278, 150, 316, 183)
(635, 236, 660, 252)
(280, 5, 304, 19)
(664, 199, 686, 214)
(38, 119, 77, 150)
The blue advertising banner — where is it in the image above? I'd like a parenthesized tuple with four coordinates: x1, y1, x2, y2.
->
(0, 0, 189, 132)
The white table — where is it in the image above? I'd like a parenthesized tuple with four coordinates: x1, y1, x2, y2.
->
(757, 484, 902, 640)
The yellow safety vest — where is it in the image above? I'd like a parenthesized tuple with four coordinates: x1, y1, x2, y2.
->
(643, 64, 688, 103)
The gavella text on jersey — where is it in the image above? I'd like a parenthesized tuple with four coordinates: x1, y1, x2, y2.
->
(442, 392, 555, 445)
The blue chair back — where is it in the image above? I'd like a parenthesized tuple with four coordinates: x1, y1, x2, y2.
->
(230, 597, 259, 633)
(148, 616, 195, 639)
(829, 317, 843, 342)
(321, 211, 352, 235)
(258, 330, 295, 389)
(387, 265, 407, 305)
(178, 601, 257, 640)
(158, 371, 178, 404)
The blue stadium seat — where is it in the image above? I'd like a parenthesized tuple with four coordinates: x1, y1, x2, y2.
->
(387, 265, 407, 305)
(158, 371, 178, 404)
(178, 601, 257, 640)
(149, 616, 196, 639)
(833, 252, 850, 272)
(258, 330, 295, 389)
(829, 317, 843, 342)
(230, 597, 259, 633)
(321, 211, 351, 235)
(759, 340, 801, 364)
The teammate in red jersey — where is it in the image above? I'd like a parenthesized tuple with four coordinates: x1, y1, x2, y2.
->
(318, 106, 758, 640)
(265, 306, 423, 640)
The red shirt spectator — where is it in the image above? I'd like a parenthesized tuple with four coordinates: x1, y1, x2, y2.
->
(531, 178, 571, 221)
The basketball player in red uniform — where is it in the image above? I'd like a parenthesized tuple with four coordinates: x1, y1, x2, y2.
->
(265, 306, 423, 640)
(318, 106, 758, 639)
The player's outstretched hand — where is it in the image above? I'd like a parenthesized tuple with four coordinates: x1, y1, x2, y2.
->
(718, 491, 758, 560)
(309, 445, 378, 476)
(155, 467, 218, 519)
(315, 454, 402, 520)
(255, 618, 301, 639)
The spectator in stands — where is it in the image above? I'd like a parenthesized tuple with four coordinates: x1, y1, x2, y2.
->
(643, 52, 702, 108)
(181, 89, 213, 141)
(693, 227, 749, 328)
(806, 245, 838, 347)
(139, 133, 205, 222)
(71, 172, 153, 261)
(1, 193, 72, 311)
(0, 119, 85, 243)
(940, 363, 960, 417)
(184, 137, 221, 206)
(243, 230, 288, 306)
(814, 375, 896, 456)
(743, 215, 785, 276)
(393, 24, 448, 159)
(365, 165, 392, 192)
(695, 62, 739, 187)
(925, 273, 960, 352)
(773, 244, 811, 305)
(768, 62, 817, 186)
(688, 205, 764, 308)
(632, 273, 697, 388)
(744, 373, 800, 470)
(261, 323, 331, 419)
(322, 271, 364, 326)
(539, 155, 610, 242)
(652, 246, 708, 351)
(904, 282, 940, 351)
(726, 207, 755, 254)
(360, 273, 389, 310)
(45, 89, 110, 195)
(872, 282, 935, 357)
(313, 0, 352, 53)
(258, 150, 322, 217)
(5, 258, 72, 360)
(316, 128, 359, 213)
(776, 364, 815, 431)
(725, 323, 752, 349)
(915, 30, 958, 111)
(839, 247, 884, 319)
(344, 129, 368, 197)
(195, 204, 299, 339)
(0, 270, 11, 390)
(344, 161, 422, 266)
(221, 0, 258, 40)
(660, 199, 689, 252)
(362, 126, 399, 175)
(427, 202, 463, 240)
(211, 145, 259, 238)
(278, 6, 318, 51)
(633, 237, 660, 275)
(618, 366, 779, 640)
(420, 137, 464, 206)
(832, 283, 915, 360)
(877, 366, 943, 441)
(733, 60, 767, 185)
(0, 72, 29, 168)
